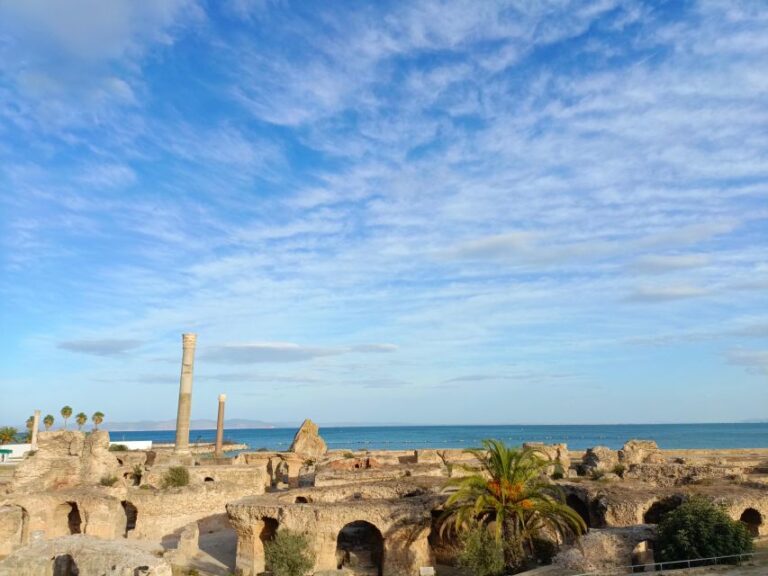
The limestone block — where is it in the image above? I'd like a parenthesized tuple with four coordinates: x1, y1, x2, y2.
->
(0, 506, 24, 557)
(523, 442, 570, 474)
(289, 419, 328, 458)
(619, 440, 663, 466)
(582, 446, 618, 473)
(554, 525, 656, 573)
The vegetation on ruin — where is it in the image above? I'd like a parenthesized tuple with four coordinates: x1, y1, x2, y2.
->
(99, 475, 118, 487)
(0, 426, 18, 444)
(109, 444, 129, 451)
(264, 530, 316, 576)
(161, 466, 190, 489)
(43, 414, 54, 430)
(75, 412, 88, 430)
(60, 406, 73, 429)
(441, 439, 586, 569)
(458, 524, 506, 576)
(612, 464, 626, 477)
(656, 496, 753, 563)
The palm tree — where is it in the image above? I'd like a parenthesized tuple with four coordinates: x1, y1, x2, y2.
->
(43, 414, 54, 430)
(60, 406, 73, 429)
(92, 411, 104, 430)
(25, 416, 35, 442)
(440, 440, 586, 568)
(0, 427, 17, 444)
(75, 412, 88, 431)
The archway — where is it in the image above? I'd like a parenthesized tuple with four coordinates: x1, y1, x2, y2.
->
(337, 521, 383, 576)
(55, 502, 82, 535)
(260, 517, 279, 572)
(428, 509, 461, 568)
(295, 496, 310, 504)
(121, 501, 138, 537)
(740, 508, 762, 537)
(643, 496, 683, 524)
(53, 554, 79, 576)
(566, 494, 591, 529)
(631, 540, 655, 573)
(204, 477, 215, 482)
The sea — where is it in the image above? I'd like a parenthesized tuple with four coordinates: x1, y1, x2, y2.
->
(107, 423, 768, 452)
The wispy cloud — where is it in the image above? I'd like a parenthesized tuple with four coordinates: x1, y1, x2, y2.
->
(58, 339, 143, 356)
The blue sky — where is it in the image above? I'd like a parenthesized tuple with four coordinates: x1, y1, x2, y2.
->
(1, 0, 766, 427)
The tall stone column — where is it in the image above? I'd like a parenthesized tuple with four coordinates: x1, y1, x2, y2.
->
(31, 410, 40, 448)
(214, 394, 226, 458)
(174, 333, 197, 453)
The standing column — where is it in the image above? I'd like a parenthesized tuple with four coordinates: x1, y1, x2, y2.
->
(31, 410, 41, 449)
(214, 394, 226, 458)
(174, 333, 197, 453)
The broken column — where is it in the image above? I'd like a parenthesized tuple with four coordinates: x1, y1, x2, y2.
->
(214, 394, 226, 458)
(174, 333, 197, 453)
(31, 410, 40, 449)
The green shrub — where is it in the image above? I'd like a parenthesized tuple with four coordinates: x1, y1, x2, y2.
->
(256, 447, 269, 452)
(264, 530, 316, 576)
(343, 451, 355, 459)
(99, 475, 118, 486)
(656, 496, 754, 563)
(109, 444, 128, 451)
(590, 470, 605, 480)
(612, 464, 626, 476)
(458, 525, 505, 576)
(161, 466, 190, 489)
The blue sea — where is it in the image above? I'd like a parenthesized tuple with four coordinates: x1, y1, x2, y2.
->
(107, 423, 768, 451)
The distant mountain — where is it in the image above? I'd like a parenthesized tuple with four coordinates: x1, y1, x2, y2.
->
(103, 418, 278, 431)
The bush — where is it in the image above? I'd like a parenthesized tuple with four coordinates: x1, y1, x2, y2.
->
(161, 466, 190, 489)
(343, 451, 355, 459)
(109, 444, 128, 451)
(458, 525, 505, 576)
(264, 530, 316, 576)
(656, 496, 754, 563)
(612, 464, 626, 476)
(99, 475, 118, 486)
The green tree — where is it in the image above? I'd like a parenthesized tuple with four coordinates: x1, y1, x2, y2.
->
(458, 524, 506, 576)
(92, 411, 104, 430)
(657, 496, 753, 563)
(43, 414, 54, 430)
(75, 412, 88, 431)
(264, 530, 316, 576)
(0, 426, 18, 444)
(60, 406, 73, 429)
(441, 440, 585, 568)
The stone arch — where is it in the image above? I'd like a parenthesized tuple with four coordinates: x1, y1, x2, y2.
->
(121, 501, 138, 537)
(55, 502, 82, 535)
(740, 508, 762, 537)
(260, 517, 279, 572)
(630, 540, 655, 572)
(566, 494, 591, 529)
(336, 520, 384, 576)
(53, 554, 79, 576)
(643, 495, 683, 524)
(204, 477, 215, 482)
(295, 496, 310, 504)
(274, 461, 289, 485)
(428, 509, 460, 567)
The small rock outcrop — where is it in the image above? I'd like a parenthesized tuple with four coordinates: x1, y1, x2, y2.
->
(0, 535, 172, 576)
(523, 442, 571, 475)
(289, 419, 327, 458)
(582, 446, 619, 474)
(619, 440, 665, 466)
(554, 525, 656, 572)
(10, 431, 119, 493)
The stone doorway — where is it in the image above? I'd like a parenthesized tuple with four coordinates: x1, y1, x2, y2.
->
(336, 520, 383, 576)
(631, 540, 655, 573)
(122, 501, 138, 537)
(566, 494, 591, 529)
(740, 508, 762, 537)
(53, 554, 79, 576)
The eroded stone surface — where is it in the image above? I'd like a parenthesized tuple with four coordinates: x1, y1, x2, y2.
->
(289, 418, 328, 458)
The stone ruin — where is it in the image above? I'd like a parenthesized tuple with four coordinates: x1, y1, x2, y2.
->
(0, 426, 766, 576)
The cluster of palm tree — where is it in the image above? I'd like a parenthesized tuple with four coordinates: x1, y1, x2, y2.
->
(440, 439, 586, 571)
(0, 426, 18, 444)
(24, 408, 105, 437)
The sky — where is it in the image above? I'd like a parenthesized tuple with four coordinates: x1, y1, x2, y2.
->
(0, 0, 766, 427)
